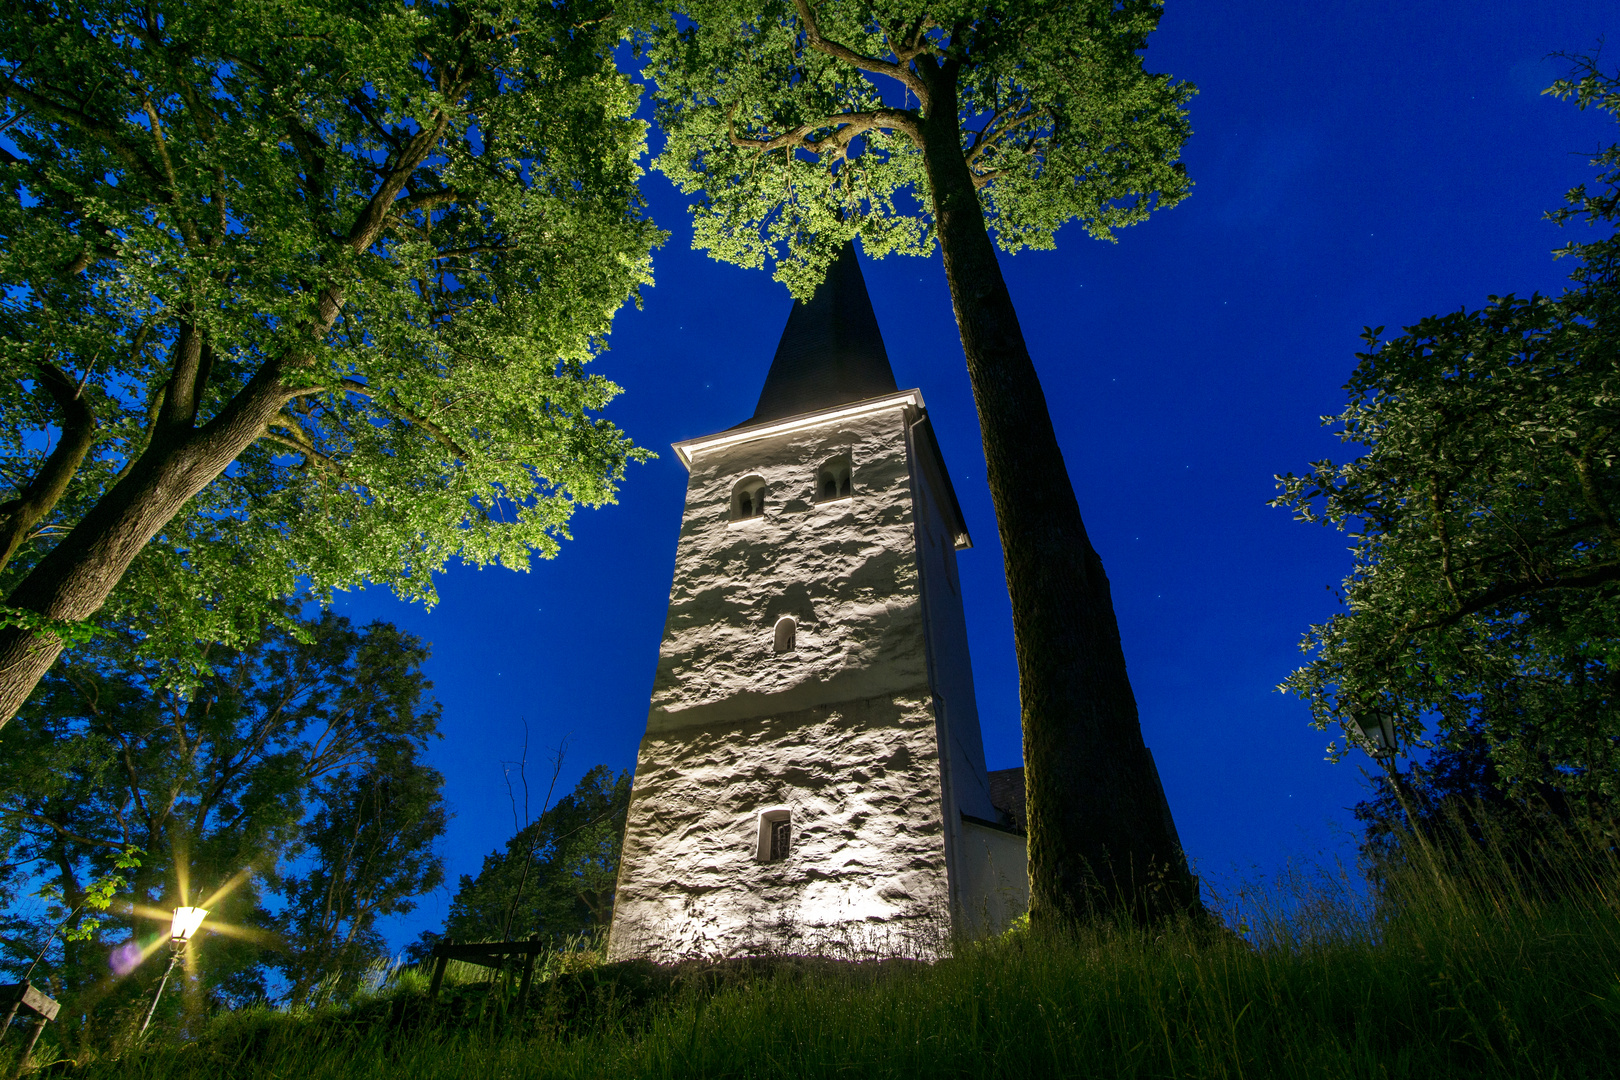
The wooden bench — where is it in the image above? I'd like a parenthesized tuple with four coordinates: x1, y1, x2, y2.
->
(425, 937, 547, 1010)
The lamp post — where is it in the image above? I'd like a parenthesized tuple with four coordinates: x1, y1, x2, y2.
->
(1347, 703, 1398, 764)
(139, 907, 207, 1037)
(1345, 700, 1431, 842)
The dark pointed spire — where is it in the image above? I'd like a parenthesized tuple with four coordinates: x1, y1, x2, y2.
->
(749, 242, 898, 424)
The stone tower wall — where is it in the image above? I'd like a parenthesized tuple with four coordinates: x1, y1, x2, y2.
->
(609, 401, 959, 960)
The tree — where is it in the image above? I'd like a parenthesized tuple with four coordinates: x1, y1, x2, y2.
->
(1275, 59, 1620, 815)
(273, 752, 447, 1005)
(641, 0, 1198, 920)
(1351, 726, 1610, 893)
(0, 0, 663, 724)
(416, 765, 630, 953)
(0, 612, 446, 1045)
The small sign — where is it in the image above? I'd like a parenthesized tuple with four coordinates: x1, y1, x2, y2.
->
(2, 981, 61, 1022)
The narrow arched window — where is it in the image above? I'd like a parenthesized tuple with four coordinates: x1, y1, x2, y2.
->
(730, 475, 766, 521)
(815, 454, 853, 503)
(773, 616, 796, 654)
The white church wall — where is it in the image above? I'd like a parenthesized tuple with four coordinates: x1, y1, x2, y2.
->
(608, 397, 1027, 960)
(645, 405, 929, 731)
(610, 403, 955, 960)
(955, 819, 1031, 937)
(609, 694, 950, 960)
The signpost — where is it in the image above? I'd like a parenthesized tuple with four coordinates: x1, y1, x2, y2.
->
(0, 981, 60, 1079)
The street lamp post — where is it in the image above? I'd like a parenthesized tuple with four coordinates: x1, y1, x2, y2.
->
(1345, 700, 1430, 837)
(139, 907, 208, 1037)
(1347, 702, 1398, 764)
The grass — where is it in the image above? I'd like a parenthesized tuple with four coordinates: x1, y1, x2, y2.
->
(11, 826, 1620, 1079)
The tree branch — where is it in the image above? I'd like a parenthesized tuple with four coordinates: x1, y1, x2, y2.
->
(260, 430, 346, 476)
(1407, 561, 1620, 635)
(0, 361, 98, 577)
(728, 104, 919, 155)
(792, 0, 929, 105)
(392, 189, 460, 216)
(9, 810, 128, 853)
(0, 74, 166, 190)
(1567, 433, 1620, 550)
(1429, 474, 1463, 606)
(141, 99, 200, 248)
(338, 379, 471, 461)
(153, 323, 209, 433)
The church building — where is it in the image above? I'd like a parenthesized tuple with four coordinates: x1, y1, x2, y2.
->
(607, 246, 1027, 961)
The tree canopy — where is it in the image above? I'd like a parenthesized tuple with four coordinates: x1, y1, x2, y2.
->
(0, 612, 446, 1042)
(645, 0, 1191, 297)
(412, 765, 629, 957)
(0, 0, 662, 721)
(1275, 59, 1620, 809)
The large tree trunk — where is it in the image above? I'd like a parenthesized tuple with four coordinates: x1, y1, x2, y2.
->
(915, 62, 1198, 923)
(0, 358, 293, 726)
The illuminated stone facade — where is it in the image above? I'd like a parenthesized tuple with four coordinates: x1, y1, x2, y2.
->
(607, 252, 1027, 962)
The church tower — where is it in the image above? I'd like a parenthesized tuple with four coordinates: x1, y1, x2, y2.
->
(607, 247, 1026, 961)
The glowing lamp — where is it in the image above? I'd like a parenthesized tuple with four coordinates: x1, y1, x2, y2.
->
(169, 906, 209, 943)
(142, 905, 209, 1037)
(1348, 704, 1397, 758)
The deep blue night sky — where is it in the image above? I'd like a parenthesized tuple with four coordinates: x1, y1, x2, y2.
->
(331, 0, 1617, 948)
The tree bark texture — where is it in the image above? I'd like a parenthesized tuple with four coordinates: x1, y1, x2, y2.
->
(0, 348, 297, 726)
(915, 61, 1198, 921)
(0, 363, 98, 576)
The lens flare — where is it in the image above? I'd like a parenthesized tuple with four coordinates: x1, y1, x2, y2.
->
(110, 941, 143, 977)
(114, 868, 274, 987)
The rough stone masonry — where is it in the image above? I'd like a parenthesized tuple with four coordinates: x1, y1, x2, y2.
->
(607, 246, 1028, 962)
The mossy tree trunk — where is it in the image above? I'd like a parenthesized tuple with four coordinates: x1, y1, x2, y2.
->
(914, 57, 1198, 923)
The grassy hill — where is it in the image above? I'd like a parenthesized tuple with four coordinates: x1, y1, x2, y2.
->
(12, 831, 1620, 1079)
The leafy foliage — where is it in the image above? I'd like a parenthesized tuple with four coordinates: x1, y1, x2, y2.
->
(642, 0, 1193, 296)
(1274, 60, 1620, 804)
(274, 753, 447, 1005)
(414, 765, 629, 956)
(61, 846, 144, 945)
(0, 612, 446, 1043)
(0, 0, 661, 685)
(1352, 728, 1612, 892)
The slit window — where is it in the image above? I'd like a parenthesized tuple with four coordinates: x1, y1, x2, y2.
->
(815, 455, 853, 503)
(756, 809, 791, 862)
(773, 616, 796, 654)
(730, 475, 767, 521)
